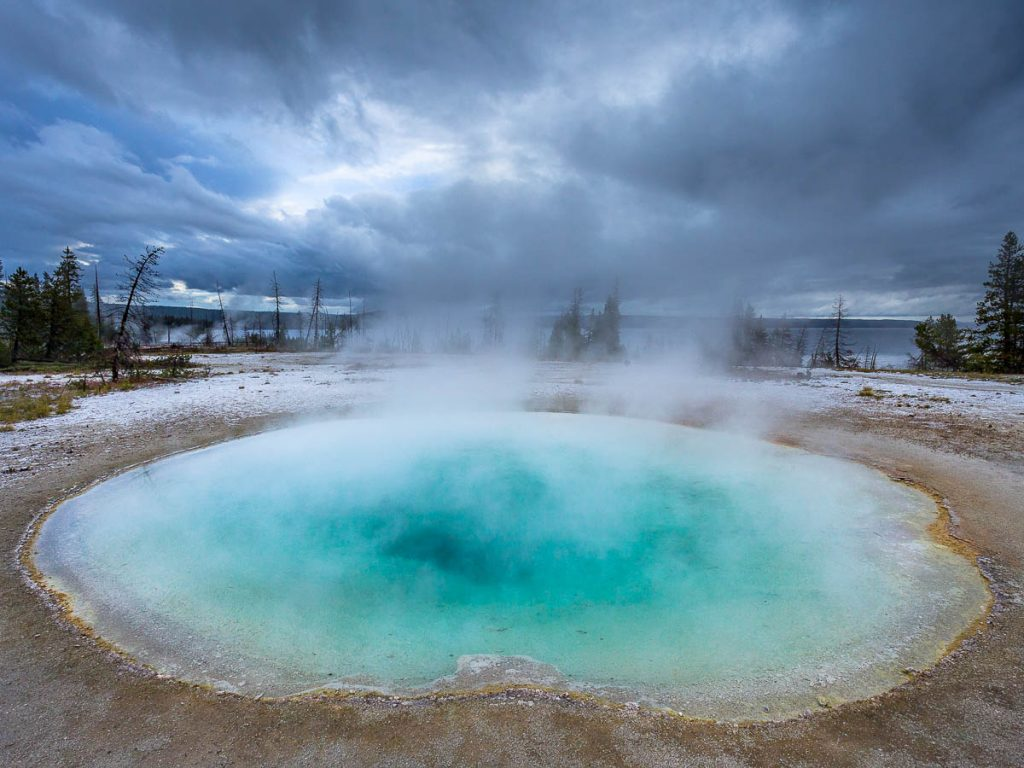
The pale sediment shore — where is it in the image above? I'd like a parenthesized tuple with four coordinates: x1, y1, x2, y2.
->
(2, 353, 1022, 767)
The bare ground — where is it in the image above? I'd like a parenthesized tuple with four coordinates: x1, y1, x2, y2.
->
(1, 358, 1022, 767)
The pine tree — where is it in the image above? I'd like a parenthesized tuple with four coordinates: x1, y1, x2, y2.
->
(731, 305, 803, 367)
(593, 286, 623, 357)
(59, 247, 99, 358)
(482, 293, 505, 348)
(973, 231, 1024, 373)
(1, 267, 44, 362)
(41, 247, 99, 360)
(0, 258, 7, 366)
(547, 288, 586, 360)
(913, 314, 964, 370)
(42, 271, 58, 359)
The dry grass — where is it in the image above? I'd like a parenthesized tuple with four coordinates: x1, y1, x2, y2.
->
(69, 378, 137, 395)
(0, 392, 64, 425)
(0, 384, 78, 426)
(0, 359, 207, 429)
(857, 385, 886, 399)
(54, 392, 74, 414)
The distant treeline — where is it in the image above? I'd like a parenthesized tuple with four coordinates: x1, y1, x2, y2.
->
(114, 303, 367, 348)
(723, 230, 1024, 373)
(730, 294, 882, 369)
(544, 288, 623, 361)
(0, 249, 366, 374)
(543, 289, 874, 368)
(620, 315, 918, 330)
(4, 229, 1022, 374)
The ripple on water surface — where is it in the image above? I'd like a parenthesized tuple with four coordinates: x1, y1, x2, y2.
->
(33, 413, 989, 720)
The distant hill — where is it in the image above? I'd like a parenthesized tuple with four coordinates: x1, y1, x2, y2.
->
(619, 315, 919, 329)
(101, 304, 360, 323)
(114, 305, 919, 329)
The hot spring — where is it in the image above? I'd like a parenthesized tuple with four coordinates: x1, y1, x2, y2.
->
(32, 413, 988, 720)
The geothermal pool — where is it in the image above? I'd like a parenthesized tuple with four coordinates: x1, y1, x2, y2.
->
(32, 413, 988, 720)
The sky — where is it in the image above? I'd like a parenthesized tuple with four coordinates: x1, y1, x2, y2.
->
(0, 0, 1022, 318)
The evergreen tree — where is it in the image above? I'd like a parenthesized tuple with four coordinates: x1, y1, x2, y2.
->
(546, 286, 626, 361)
(793, 326, 807, 366)
(913, 314, 964, 370)
(766, 319, 802, 367)
(591, 287, 623, 357)
(0, 258, 7, 366)
(973, 231, 1024, 373)
(42, 271, 57, 358)
(482, 293, 505, 348)
(1, 267, 44, 362)
(731, 305, 803, 367)
(42, 247, 100, 360)
(57, 247, 97, 355)
(547, 288, 586, 360)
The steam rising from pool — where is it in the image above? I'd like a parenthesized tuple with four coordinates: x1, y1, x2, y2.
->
(34, 413, 987, 720)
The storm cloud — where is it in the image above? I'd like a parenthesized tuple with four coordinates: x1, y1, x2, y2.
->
(1, 0, 1022, 316)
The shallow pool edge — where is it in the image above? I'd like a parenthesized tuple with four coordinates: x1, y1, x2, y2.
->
(16, 414, 997, 725)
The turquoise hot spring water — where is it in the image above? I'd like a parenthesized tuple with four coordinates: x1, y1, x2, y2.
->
(32, 413, 989, 720)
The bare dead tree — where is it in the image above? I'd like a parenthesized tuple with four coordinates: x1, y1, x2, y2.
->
(271, 271, 283, 345)
(305, 279, 322, 348)
(833, 295, 844, 366)
(216, 283, 233, 346)
(112, 246, 163, 381)
(831, 294, 856, 369)
(93, 265, 104, 339)
(864, 344, 878, 370)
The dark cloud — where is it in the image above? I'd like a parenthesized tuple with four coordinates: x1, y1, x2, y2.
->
(0, 0, 1022, 316)
(0, 0, 548, 119)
